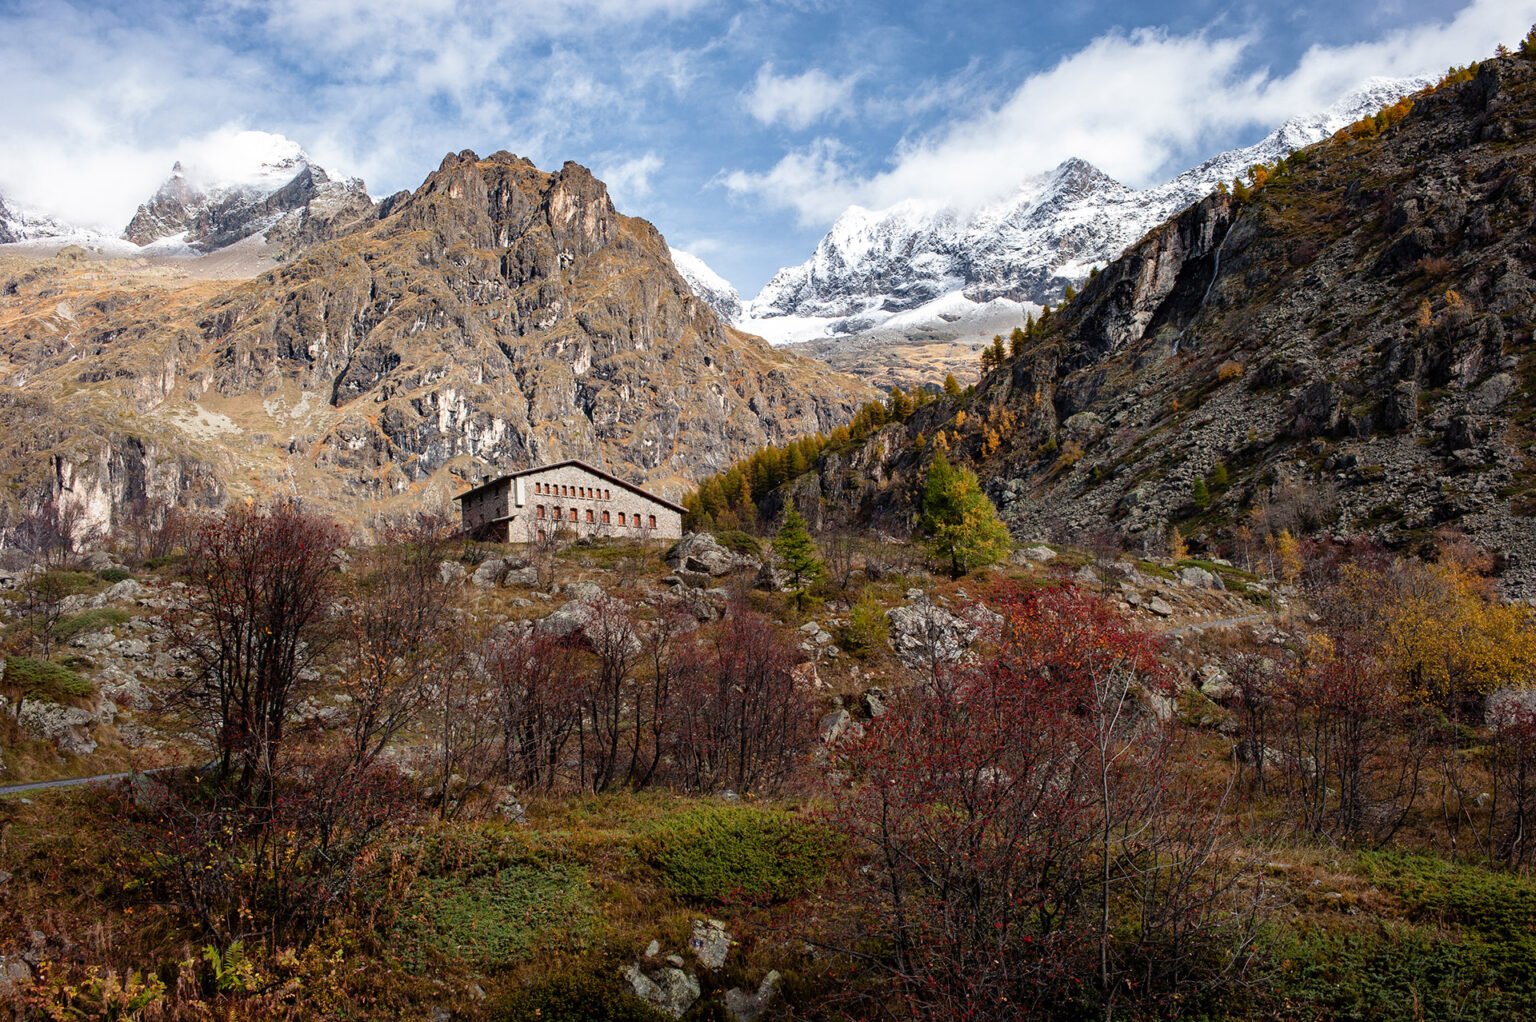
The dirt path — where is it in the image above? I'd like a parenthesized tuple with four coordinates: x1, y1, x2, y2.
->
(0, 764, 196, 798)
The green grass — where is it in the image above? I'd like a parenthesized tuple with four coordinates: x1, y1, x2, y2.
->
(3, 656, 95, 703)
(54, 607, 130, 644)
(637, 803, 840, 906)
(395, 860, 595, 973)
(1264, 853, 1536, 1020)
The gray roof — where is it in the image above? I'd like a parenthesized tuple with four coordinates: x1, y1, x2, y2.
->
(454, 458, 688, 514)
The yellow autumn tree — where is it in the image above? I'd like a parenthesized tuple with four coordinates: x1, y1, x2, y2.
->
(1380, 561, 1536, 708)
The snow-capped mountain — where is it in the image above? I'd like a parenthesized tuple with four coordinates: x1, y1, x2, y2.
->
(669, 247, 743, 322)
(745, 75, 1434, 344)
(124, 131, 373, 253)
(0, 191, 81, 245)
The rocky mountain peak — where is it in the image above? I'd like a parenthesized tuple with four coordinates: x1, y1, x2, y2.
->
(122, 131, 372, 254)
(744, 75, 1433, 346)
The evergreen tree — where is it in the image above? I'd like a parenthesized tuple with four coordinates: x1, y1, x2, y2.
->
(918, 453, 1013, 579)
(1192, 476, 1211, 510)
(989, 334, 1007, 367)
(943, 373, 963, 398)
(1009, 326, 1026, 357)
(773, 499, 824, 608)
(1209, 461, 1230, 491)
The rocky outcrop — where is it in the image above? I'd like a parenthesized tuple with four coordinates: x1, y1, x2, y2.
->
(0, 152, 874, 529)
(774, 55, 1536, 595)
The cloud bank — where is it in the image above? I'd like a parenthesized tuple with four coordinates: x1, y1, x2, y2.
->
(723, 0, 1536, 224)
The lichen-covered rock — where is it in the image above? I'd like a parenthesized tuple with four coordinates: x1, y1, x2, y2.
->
(665, 533, 736, 577)
(885, 598, 975, 668)
(689, 919, 731, 971)
(17, 701, 98, 757)
(621, 963, 700, 1018)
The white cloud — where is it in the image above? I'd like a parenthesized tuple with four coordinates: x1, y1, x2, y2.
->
(726, 0, 1536, 225)
(745, 64, 858, 129)
(0, 0, 707, 232)
(599, 153, 665, 206)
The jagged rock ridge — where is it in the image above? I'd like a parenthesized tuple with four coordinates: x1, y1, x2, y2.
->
(0, 151, 873, 536)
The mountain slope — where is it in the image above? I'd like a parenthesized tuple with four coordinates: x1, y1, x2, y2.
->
(0, 151, 873, 534)
(669, 247, 743, 321)
(746, 76, 1432, 345)
(773, 55, 1536, 595)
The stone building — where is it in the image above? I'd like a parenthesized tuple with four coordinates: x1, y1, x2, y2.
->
(455, 459, 686, 543)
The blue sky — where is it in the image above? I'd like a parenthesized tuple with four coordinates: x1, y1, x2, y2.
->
(1, 0, 1532, 294)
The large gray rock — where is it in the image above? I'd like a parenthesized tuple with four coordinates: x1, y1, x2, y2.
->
(724, 971, 781, 1022)
(535, 600, 596, 639)
(689, 918, 731, 971)
(1010, 545, 1057, 565)
(439, 560, 468, 585)
(665, 533, 736, 577)
(886, 598, 975, 669)
(1178, 565, 1222, 589)
(1486, 687, 1536, 729)
(470, 558, 508, 588)
(18, 701, 98, 757)
(621, 963, 701, 1018)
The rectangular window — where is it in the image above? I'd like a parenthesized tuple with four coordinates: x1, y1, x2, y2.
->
(618, 512, 627, 526)
(648, 514, 656, 529)
(602, 510, 610, 524)
(585, 509, 594, 523)
(537, 505, 545, 519)
(569, 508, 578, 522)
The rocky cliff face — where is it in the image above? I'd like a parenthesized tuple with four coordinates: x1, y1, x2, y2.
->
(0, 152, 872, 536)
(780, 56, 1536, 595)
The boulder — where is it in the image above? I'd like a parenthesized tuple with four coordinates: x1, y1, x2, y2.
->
(689, 919, 731, 971)
(92, 579, 144, 607)
(818, 708, 862, 746)
(535, 600, 595, 639)
(665, 533, 736, 577)
(18, 701, 98, 757)
(724, 971, 782, 1022)
(439, 561, 468, 585)
(754, 563, 791, 592)
(470, 558, 507, 588)
(0, 956, 32, 1000)
(562, 581, 606, 602)
(1147, 597, 1174, 617)
(621, 963, 700, 1018)
(1010, 545, 1058, 565)
(1177, 566, 1221, 589)
(859, 687, 889, 719)
(885, 599, 975, 669)
(1486, 687, 1536, 729)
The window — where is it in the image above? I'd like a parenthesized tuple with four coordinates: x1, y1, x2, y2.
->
(536, 505, 545, 519)
(585, 509, 594, 523)
(648, 514, 656, 529)
(618, 512, 627, 526)
(537, 528, 545, 542)
(604, 488, 611, 500)
(602, 510, 610, 524)
(569, 508, 578, 522)
(553, 506, 561, 521)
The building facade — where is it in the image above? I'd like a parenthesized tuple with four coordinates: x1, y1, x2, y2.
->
(456, 459, 686, 543)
